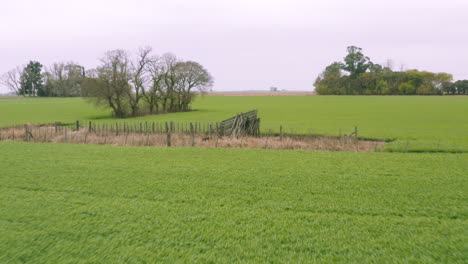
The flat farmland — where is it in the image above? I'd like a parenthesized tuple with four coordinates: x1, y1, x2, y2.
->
(0, 142, 466, 263)
(1, 96, 467, 152)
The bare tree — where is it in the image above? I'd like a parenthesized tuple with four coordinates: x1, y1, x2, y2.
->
(64, 63, 85, 96)
(43, 62, 85, 97)
(82, 50, 131, 117)
(128, 46, 152, 116)
(83, 47, 214, 117)
(45, 63, 65, 96)
(160, 53, 180, 112)
(1, 67, 23, 95)
(399, 63, 406, 72)
(384, 59, 394, 71)
(175, 61, 213, 111)
(143, 55, 164, 114)
(142, 56, 213, 113)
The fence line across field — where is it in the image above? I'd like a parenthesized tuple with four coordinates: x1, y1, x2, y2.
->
(1, 121, 466, 153)
(0, 109, 357, 141)
(0, 122, 378, 152)
(1, 120, 361, 142)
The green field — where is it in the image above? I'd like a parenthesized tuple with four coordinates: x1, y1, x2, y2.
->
(0, 141, 466, 263)
(1, 96, 467, 262)
(1, 96, 467, 152)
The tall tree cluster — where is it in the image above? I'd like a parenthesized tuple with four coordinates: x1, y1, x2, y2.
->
(81, 47, 213, 118)
(1, 61, 85, 97)
(314, 46, 467, 95)
(1, 47, 213, 118)
(42, 62, 85, 97)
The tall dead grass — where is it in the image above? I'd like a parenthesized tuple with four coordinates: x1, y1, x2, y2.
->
(0, 125, 384, 152)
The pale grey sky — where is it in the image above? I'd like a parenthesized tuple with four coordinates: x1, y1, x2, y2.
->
(1, 0, 467, 92)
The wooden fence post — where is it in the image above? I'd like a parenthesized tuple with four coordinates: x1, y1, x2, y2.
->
(280, 125, 283, 141)
(76, 120, 80, 131)
(354, 126, 358, 139)
(166, 122, 171, 147)
(190, 123, 195, 147)
(146, 131, 150, 146)
(24, 125, 29, 142)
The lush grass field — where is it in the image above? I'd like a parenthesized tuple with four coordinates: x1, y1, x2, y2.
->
(0, 97, 109, 125)
(1, 96, 467, 152)
(0, 141, 466, 263)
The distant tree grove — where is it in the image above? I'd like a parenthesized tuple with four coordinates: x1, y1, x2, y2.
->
(1, 46, 213, 118)
(314, 46, 468, 95)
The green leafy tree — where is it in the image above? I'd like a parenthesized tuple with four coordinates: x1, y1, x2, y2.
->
(341, 46, 373, 78)
(399, 82, 416, 95)
(433, 73, 453, 95)
(314, 46, 458, 96)
(376, 79, 389, 95)
(314, 62, 343, 94)
(20, 61, 43, 96)
(454, 80, 468, 94)
(369, 63, 384, 73)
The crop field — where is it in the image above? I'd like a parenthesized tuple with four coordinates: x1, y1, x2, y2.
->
(1, 96, 467, 152)
(0, 142, 467, 263)
(3, 1, 468, 263)
(1, 95, 467, 263)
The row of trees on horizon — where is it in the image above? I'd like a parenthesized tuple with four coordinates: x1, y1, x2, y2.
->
(1, 45, 467, 107)
(0, 47, 214, 117)
(314, 46, 468, 95)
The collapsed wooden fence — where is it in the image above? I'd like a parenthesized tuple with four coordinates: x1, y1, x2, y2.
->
(218, 110, 260, 137)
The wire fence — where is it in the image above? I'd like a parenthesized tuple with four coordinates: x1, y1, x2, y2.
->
(0, 121, 384, 152)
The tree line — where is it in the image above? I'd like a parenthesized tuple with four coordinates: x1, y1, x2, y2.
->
(314, 46, 468, 95)
(1, 46, 213, 117)
(1, 61, 85, 97)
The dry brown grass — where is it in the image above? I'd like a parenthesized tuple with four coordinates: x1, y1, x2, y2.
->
(0, 125, 384, 152)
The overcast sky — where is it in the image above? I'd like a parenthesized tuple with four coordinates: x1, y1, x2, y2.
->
(1, 0, 467, 93)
